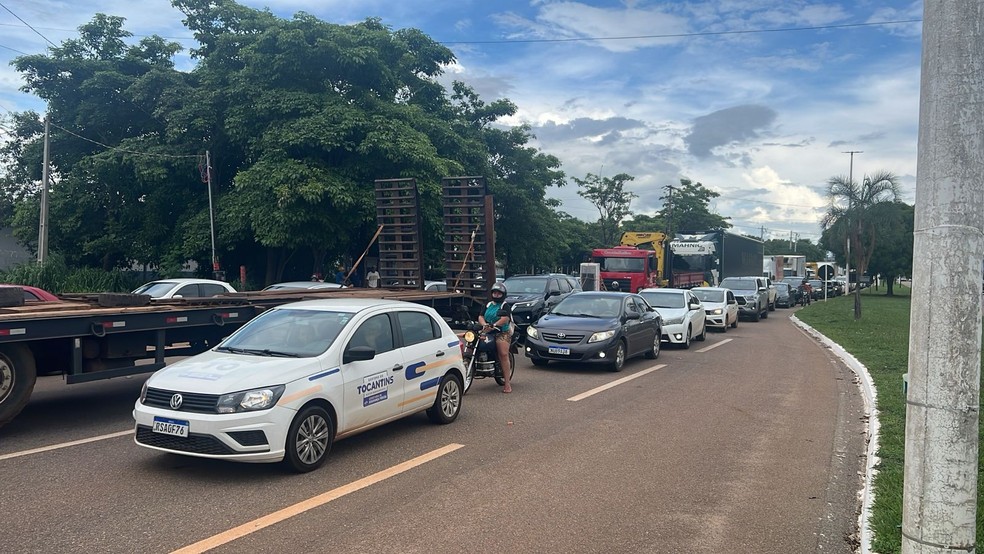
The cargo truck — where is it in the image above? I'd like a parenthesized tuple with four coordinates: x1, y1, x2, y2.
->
(669, 231, 764, 286)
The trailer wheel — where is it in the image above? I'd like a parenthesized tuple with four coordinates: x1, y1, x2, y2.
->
(0, 344, 37, 427)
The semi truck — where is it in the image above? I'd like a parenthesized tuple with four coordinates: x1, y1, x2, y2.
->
(589, 232, 704, 292)
(763, 254, 807, 279)
(669, 231, 764, 286)
(0, 287, 479, 429)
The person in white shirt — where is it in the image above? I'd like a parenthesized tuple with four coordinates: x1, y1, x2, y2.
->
(366, 266, 380, 289)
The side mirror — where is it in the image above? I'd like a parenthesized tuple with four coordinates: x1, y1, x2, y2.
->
(624, 311, 641, 321)
(735, 297, 747, 306)
(343, 346, 376, 363)
(171, 294, 183, 299)
(547, 289, 561, 297)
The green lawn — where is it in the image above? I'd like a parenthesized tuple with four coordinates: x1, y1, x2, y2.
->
(797, 285, 984, 554)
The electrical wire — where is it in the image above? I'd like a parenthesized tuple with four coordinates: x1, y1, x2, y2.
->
(0, 2, 58, 48)
(47, 121, 199, 159)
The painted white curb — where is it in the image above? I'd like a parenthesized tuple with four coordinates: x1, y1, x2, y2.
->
(792, 315, 880, 554)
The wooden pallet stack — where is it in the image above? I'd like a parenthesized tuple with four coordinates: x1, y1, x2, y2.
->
(442, 176, 496, 301)
(374, 178, 425, 289)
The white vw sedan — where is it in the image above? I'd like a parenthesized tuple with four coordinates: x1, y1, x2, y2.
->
(133, 298, 465, 472)
(638, 288, 707, 349)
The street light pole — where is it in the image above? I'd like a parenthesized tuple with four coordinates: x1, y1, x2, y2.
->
(843, 151, 862, 291)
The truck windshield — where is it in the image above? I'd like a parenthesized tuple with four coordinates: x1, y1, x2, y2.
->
(594, 257, 645, 272)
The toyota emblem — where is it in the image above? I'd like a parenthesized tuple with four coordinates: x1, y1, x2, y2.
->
(170, 393, 183, 410)
(557, 332, 566, 338)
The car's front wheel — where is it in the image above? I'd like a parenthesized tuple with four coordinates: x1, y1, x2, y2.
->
(427, 373, 462, 424)
(697, 323, 707, 341)
(645, 331, 660, 359)
(609, 341, 626, 372)
(682, 326, 692, 349)
(283, 405, 334, 473)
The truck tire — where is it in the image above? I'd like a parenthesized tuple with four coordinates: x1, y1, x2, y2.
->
(0, 344, 37, 427)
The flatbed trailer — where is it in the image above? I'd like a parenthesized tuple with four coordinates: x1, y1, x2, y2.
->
(0, 288, 479, 428)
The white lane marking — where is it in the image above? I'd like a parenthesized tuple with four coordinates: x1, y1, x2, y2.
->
(567, 364, 666, 402)
(171, 443, 465, 554)
(0, 429, 134, 461)
(696, 338, 733, 353)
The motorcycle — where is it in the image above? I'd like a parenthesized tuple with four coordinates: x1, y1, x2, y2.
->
(460, 322, 518, 393)
(797, 285, 812, 306)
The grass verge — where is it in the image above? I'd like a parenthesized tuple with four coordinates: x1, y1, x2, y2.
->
(797, 285, 983, 554)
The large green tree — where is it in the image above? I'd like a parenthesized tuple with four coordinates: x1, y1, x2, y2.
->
(5, 2, 571, 285)
(763, 238, 826, 261)
(574, 172, 636, 246)
(621, 178, 731, 237)
(821, 171, 901, 319)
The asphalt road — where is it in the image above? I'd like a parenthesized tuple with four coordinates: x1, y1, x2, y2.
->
(0, 306, 865, 554)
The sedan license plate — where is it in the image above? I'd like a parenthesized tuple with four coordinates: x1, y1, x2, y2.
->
(548, 346, 570, 355)
(152, 416, 189, 438)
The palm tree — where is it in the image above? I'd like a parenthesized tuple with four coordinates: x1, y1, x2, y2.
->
(821, 171, 901, 320)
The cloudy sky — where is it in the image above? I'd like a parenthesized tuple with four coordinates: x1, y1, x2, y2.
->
(0, 0, 924, 243)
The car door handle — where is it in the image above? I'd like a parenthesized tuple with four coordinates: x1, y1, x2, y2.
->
(391, 364, 403, 372)
(436, 350, 445, 357)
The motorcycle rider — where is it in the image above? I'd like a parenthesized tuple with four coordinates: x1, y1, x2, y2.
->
(477, 282, 513, 393)
(798, 278, 813, 305)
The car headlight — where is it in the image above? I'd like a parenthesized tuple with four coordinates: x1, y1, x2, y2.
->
(512, 301, 535, 309)
(139, 380, 148, 403)
(216, 385, 286, 413)
(744, 295, 757, 303)
(664, 315, 685, 325)
(526, 326, 539, 339)
(464, 330, 476, 342)
(588, 330, 616, 343)
(708, 308, 723, 315)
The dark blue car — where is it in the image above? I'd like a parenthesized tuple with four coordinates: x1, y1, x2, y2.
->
(523, 292, 662, 372)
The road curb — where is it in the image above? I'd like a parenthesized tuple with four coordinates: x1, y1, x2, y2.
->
(791, 315, 880, 554)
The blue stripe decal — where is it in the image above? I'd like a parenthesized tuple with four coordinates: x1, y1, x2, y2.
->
(405, 361, 427, 381)
(447, 340, 460, 348)
(420, 377, 441, 391)
(309, 368, 340, 381)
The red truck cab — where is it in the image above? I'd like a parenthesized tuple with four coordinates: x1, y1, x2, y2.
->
(591, 246, 661, 293)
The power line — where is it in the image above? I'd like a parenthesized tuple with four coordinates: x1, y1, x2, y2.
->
(0, 42, 28, 55)
(48, 121, 199, 159)
(440, 19, 922, 45)
(0, 2, 58, 48)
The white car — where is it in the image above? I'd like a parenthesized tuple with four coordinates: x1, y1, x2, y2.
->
(638, 288, 707, 349)
(691, 287, 740, 331)
(133, 278, 236, 299)
(132, 298, 465, 472)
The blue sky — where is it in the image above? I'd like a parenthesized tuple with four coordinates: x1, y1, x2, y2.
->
(0, 0, 924, 243)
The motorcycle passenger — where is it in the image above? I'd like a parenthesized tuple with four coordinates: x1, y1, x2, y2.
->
(478, 282, 513, 393)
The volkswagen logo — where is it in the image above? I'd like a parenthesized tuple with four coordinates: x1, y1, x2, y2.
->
(170, 393, 183, 410)
(557, 332, 566, 339)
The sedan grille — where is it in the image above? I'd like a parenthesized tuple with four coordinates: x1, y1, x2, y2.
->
(136, 425, 240, 455)
(541, 332, 584, 344)
(144, 388, 220, 413)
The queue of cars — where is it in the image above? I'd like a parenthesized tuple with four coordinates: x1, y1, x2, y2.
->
(119, 270, 802, 473)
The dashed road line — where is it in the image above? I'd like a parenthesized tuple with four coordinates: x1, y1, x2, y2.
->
(170, 443, 465, 553)
(567, 364, 667, 402)
(696, 338, 733, 353)
(0, 429, 134, 461)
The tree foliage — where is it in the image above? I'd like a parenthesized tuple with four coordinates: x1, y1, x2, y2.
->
(3, 2, 573, 283)
(620, 178, 731, 237)
(821, 171, 901, 318)
(763, 238, 827, 261)
(574, 172, 635, 247)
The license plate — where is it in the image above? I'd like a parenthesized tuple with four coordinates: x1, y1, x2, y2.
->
(152, 416, 189, 438)
(548, 346, 570, 355)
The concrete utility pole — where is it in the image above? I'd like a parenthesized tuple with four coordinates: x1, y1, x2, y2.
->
(903, 2, 983, 552)
(37, 115, 50, 264)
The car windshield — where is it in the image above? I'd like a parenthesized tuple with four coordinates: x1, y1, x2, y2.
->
(639, 291, 686, 309)
(692, 289, 724, 303)
(721, 279, 757, 290)
(132, 282, 177, 297)
(503, 278, 548, 294)
(776, 284, 790, 293)
(552, 295, 621, 318)
(217, 309, 353, 358)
